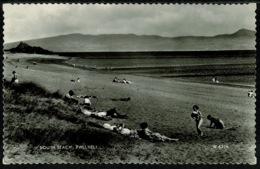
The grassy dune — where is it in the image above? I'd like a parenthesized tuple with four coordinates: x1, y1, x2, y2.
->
(3, 53, 256, 164)
(3, 81, 138, 163)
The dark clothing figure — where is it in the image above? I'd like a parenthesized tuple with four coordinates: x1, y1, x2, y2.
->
(11, 71, 18, 83)
(106, 108, 128, 119)
(138, 122, 178, 142)
(64, 90, 78, 104)
(207, 115, 225, 129)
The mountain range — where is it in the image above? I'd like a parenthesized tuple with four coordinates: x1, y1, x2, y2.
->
(4, 29, 255, 52)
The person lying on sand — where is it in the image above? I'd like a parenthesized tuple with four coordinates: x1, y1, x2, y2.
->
(110, 97, 131, 101)
(79, 106, 110, 120)
(103, 123, 139, 137)
(122, 79, 130, 84)
(207, 115, 225, 129)
(113, 77, 132, 84)
(91, 108, 128, 119)
(191, 105, 204, 137)
(138, 122, 179, 142)
(79, 106, 95, 116)
(79, 107, 128, 120)
(113, 77, 118, 82)
(91, 122, 177, 142)
(77, 94, 98, 106)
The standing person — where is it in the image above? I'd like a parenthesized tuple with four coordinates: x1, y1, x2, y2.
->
(11, 71, 18, 83)
(191, 105, 204, 137)
(212, 77, 216, 83)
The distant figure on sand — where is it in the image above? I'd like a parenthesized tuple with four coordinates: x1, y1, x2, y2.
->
(207, 115, 225, 129)
(212, 77, 219, 83)
(71, 78, 80, 83)
(212, 77, 216, 83)
(248, 90, 256, 98)
(64, 90, 78, 104)
(138, 122, 178, 142)
(191, 105, 204, 137)
(103, 123, 138, 137)
(11, 71, 19, 83)
(113, 77, 132, 84)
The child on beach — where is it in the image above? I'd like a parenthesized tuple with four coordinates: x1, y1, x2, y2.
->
(191, 105, 204, 137)
(207, 115, 225, 129)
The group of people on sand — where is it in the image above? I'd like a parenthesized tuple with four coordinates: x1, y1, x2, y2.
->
(64, 89, 128, 120)
(63, 87, 178, 142)
(64, 86, 226, 141)
(103, 122, 179, 142)
(212, 77, 219, 83)
(80, 107, 128, 119)
(191, 105, 225, 137)
(7, 67, 228, 143)
(8, 67, 231, 142)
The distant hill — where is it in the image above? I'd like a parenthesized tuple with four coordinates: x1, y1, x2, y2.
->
(4, 29, 255, 52)
(5, 42, 53, 54)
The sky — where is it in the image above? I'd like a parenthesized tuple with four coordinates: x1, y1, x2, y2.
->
(4, 4, 256, 43)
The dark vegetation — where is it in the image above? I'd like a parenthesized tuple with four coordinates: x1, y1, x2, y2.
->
(4, 81, 136, 161)
(5, 42, 53, 55)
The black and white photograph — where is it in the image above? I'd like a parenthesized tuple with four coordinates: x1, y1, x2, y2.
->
(2, 4, 256, 164)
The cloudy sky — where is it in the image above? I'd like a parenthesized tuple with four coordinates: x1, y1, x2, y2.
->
(4, 4, 256, 43)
